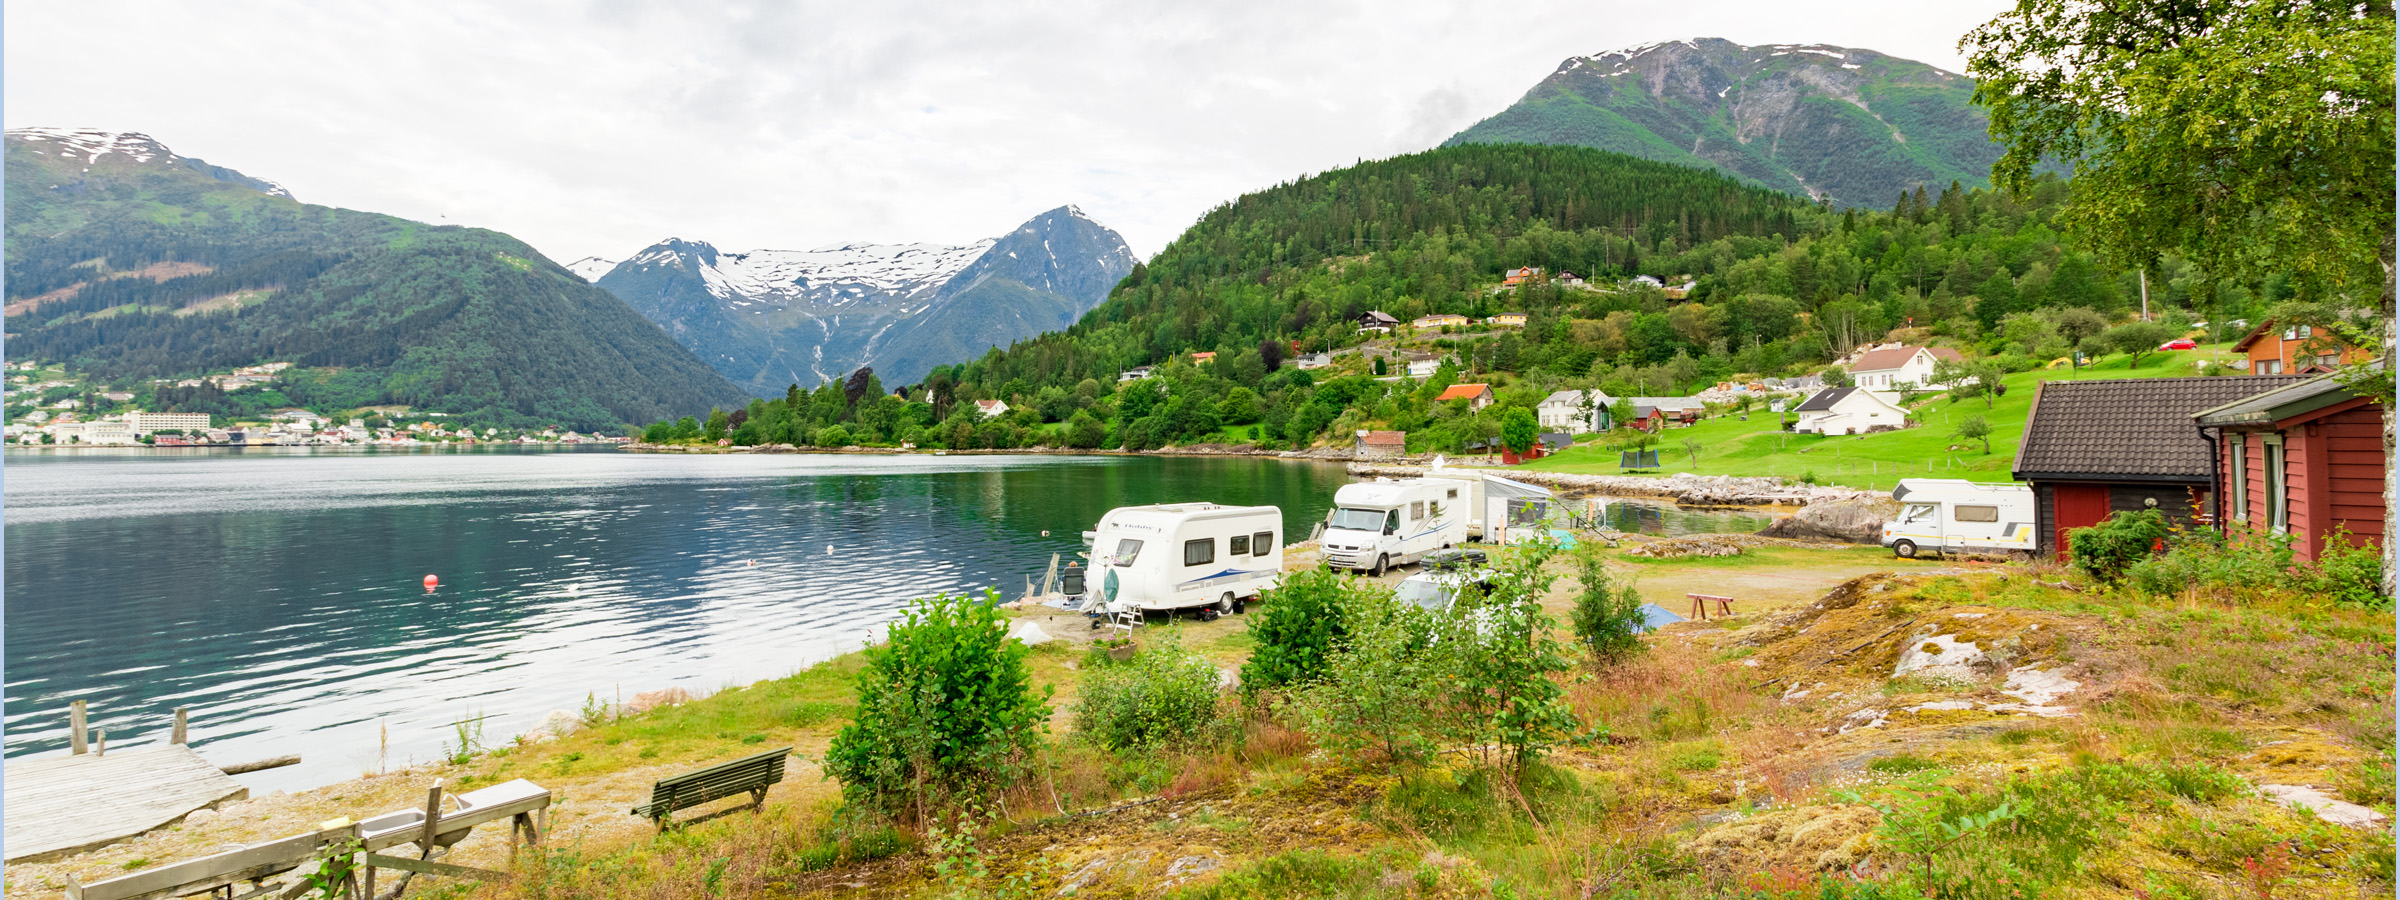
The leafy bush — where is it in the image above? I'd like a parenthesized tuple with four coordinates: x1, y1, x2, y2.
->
(1072, 636, 1223, 750)
(1567, 547, 1647, 667)
(2313, 525, 2391, 609)
(1239, 567, 1361, 693)
(1435, 543, 1581, 770)
(2067, 509, 2167, 584)
(1287, 585, 1447, 766)
(823, 591, 1051, 821)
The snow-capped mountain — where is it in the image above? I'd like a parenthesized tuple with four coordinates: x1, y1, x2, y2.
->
(592, 205, 1136, 392)
(564, 256, 618, 282)
(8, 127, 295, 199)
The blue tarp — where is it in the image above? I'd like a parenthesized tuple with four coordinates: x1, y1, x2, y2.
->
(1633, 603, 1685, 632)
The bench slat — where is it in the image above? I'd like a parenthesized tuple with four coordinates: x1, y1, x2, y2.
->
(632, 748, 792, 821)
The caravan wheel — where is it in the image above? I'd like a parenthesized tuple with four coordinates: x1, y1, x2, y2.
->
(1893, 540, 1918, 559)
(1217, 592, 1236, 615)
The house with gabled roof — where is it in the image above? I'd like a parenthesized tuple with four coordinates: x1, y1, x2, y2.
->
(1354, 430, 1407, 458)
(1434, 383, 1494, 411)
(1790, 387, 1905, 436)
(1356, 311, 1400, 332)
(1849, 344, 1966, 391)
(2013, 374, 2310, 560)
(2193, 368, 2386, 563)
(2231, 318, 2374, 375)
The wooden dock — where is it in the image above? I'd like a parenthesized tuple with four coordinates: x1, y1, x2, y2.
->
(4, 745, 250, 863)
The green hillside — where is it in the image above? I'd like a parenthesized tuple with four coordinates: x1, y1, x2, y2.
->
(4, 129, 746, 431)
(1445, 39, 2002, 208)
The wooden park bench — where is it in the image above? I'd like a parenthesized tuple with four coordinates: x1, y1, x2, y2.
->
(1686, 593, 1735, 621)
(631, 747, 793, 831)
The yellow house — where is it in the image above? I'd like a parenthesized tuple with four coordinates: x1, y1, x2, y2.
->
(1413, 313, 1470, 329)
(1484, 312, 1527, 328)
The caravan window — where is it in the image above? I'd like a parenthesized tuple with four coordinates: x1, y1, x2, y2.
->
(1410, 501, 1425, 521)
(1229, 534, 1251, 556)
(1184, 538, 1215, 566)
(1447, 488, 1458, 499)
(1253, 531, 1274, 555)
(1954, 505, 1999, 523)
(1329, 507, 1386, 531)
(1112, 539, 1144, 566)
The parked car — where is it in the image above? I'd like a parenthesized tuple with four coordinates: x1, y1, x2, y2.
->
(2158, 338, 2198, 351)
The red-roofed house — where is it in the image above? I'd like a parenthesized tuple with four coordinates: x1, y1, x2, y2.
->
(974, 399, 1010, 419)
(1849, 345, 1966, 391)
(1434, 383, 1494, 411)
(2232, 318, 2374, 375)
(1354, 430, 1407, 458)
(1191, 351, 1217, 363)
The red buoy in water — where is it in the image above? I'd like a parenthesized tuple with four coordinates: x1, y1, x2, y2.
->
(423, 574, 440, 591)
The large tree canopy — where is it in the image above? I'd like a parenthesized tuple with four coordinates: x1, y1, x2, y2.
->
(1964, 0, 2394, 313)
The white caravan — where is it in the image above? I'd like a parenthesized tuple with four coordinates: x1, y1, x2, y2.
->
(1085, 503, 1283, 616)
(1881, 479, 2037, 559)
(1417, 460, 1556, 544)
(1320, 478, 1469, 575)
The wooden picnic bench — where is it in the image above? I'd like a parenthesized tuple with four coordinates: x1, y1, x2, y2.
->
(631, 747, 792, 831)
(1686, 593, 1735, 621)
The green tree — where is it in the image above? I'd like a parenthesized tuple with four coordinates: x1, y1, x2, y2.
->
(1215, 386, 1262, 423)
(1954, 414, 1993, 455)
(822, 591, 1051, 822)
(1679, 436, 1703, 466)
(704, 407, 730, 441)
(1966, 0, 2392, 344)
(1500, 407, 1538, 456)
(2097, 321, 2176, 369)
(1240, 568, 1359, 693)
(1063, 409, 1107, 449)
(1567, 547, 1647, 667)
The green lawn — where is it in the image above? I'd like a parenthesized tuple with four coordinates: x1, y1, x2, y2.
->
(1519, 346, 2242, 491)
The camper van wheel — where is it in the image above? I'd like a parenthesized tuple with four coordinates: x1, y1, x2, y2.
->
(1371, 554, 1389, 577)
(1893, 540, 1918, 559)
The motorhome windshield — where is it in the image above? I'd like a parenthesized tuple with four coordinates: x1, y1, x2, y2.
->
(1111, 538, 1144, 566)
(1327, 507, 1391, 531)
(1899, 503, 1937, 525)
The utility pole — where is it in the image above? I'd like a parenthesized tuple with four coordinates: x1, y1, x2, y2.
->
(2139, 268, 2150, 322)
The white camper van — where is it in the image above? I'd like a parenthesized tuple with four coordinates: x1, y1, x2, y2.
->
(1418, 462, 1556, 544)
(1084, 503, 1283, 617)
(1320, 478, 1469, 575)
(1881, 479, 2036, 559)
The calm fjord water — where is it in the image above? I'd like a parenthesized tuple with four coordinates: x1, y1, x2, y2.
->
(4, 449, 1349, 790)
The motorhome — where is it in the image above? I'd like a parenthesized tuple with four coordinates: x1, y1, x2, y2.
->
(1320, 478, 1469, 575)
(1083, 503, 1283, 617)
(1417, 462, 1556, 544)
(1880, 479, 2037, 559)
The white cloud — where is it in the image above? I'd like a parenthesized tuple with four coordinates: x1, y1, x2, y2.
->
(5, 0, 2008, 262)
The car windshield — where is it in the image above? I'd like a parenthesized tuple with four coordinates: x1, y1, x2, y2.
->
(1327, 507, 1389, 531)
(1394, 578, 1452, 611)
(1899, 503, 1936, 525)
(1111, 538, 1143, 566)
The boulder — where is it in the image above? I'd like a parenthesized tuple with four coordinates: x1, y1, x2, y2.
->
(1757, 496, 1900, 544)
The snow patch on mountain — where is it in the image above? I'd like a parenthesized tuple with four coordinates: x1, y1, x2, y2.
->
(621, 239, 997, 307)
(8, 127, 294, 198)
(564, 256, 619, 282)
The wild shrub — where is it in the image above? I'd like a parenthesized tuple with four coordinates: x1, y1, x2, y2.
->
(1239, 567, 1362, 692)
(1567, 546, 1647, 667)
(1437, 542, 1582, 770)
(1287, 585, 1448, 766)
(1072, 636, 1223, 750)
(822, 591, 1051, 821)
(2067, 509, 2167, 584)
(2312, 525, 2391, 609)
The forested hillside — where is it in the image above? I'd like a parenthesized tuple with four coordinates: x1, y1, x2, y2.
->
(640, 142, 2299, 454)
(4, 129, 747, 430)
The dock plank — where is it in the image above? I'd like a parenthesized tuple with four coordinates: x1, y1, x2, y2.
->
(4, 746, 249, 863)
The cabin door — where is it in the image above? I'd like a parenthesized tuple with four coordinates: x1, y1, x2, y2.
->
(2051, 483, 2113, 561)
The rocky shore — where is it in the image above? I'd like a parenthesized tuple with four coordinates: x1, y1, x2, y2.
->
(1344, 463, 1881, 507)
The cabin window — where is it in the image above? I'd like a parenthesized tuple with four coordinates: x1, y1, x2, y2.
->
(2265, 437, 2287, 532)
(1253, 531, 1273, 555)
(1954, 505, 1999, 523)
(1447, 488, 1458, 499)
(1899, 503, 1936, 525)
(2228, 440, 2248, 523)
(1184, 538, 1215, 567)
(1410, 501, 1425, 521)
(1112, 539, 1144, 566)
(1229, 534, 1251, 556)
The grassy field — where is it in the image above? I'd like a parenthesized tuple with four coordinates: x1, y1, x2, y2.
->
(1520, 345, 2247, 490)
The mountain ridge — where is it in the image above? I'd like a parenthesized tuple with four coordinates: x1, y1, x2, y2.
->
(593, 205, 1136, 393)
(1444, 38, 2000, 207)
(3, 128, 749, 430)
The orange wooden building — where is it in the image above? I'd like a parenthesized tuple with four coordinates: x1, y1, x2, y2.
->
(2194, 371, 2387, 563)
(2231, 318, 2373, 375)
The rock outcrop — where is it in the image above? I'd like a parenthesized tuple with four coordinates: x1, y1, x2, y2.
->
(1755, 495, 1901, 544)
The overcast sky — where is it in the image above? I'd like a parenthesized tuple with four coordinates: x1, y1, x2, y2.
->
(8, 1, 2008, 265)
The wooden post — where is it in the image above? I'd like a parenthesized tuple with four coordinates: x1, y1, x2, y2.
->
(173, 707, 189, 745)
(96, 729, 106, 757)
(417, 780, 445, 854)
(70, 700, 87, 755)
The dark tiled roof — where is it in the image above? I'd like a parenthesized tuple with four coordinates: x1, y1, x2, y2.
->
(2012, 375, 2313, 481)
(1794, 387, 1854, 412)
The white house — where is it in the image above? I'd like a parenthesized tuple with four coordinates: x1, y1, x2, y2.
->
(1406, 356, 1441, 378)
(1296, 352, 1333, 370)
(1847, 344, 1964, 391)
(1791, 387, 1909, 436)
(1537, 389, 1614, 432)
(1117, 366, 1155, 383)
(974, 399, 1010, 419)
(127, 410, 212, 434)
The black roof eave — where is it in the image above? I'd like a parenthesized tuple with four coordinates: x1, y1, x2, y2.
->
(2015, 472, 2211, 485)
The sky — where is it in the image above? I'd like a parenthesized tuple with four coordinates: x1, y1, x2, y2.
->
(7, 1, 2010, 266)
